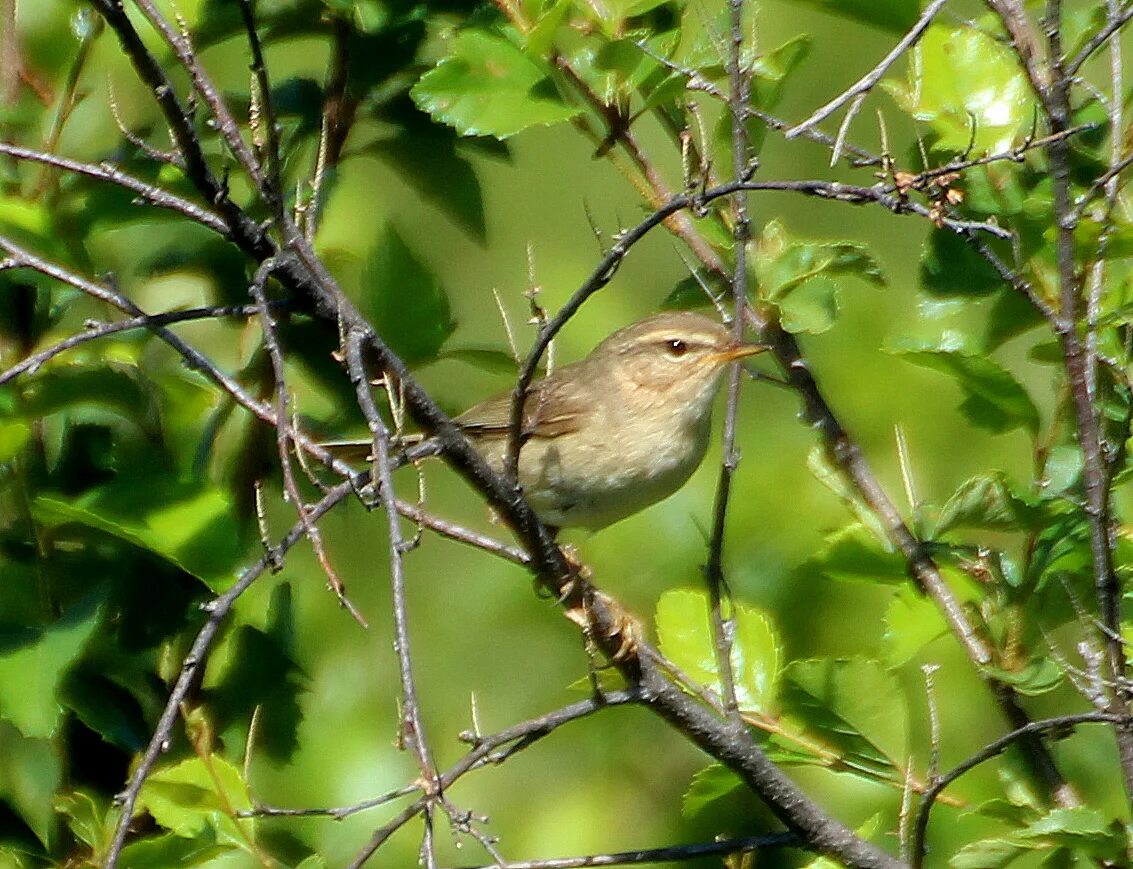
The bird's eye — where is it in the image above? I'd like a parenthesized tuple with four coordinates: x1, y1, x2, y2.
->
(664, 339, 688, 357)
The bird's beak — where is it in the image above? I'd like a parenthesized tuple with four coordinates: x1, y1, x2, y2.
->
(711, 342, 771, 364)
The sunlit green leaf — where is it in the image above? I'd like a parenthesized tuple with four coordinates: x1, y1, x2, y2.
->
(982, 657, 1063, 696)
(781, 657, 905, 783)
(0, 595, 102, 739)
(931, 471, 1044, 537)
(655, 589, 781, 714)
(411, 30, 580, 139)
(681, 763, 741, 818)
(55, 790, 110, 857)
(756, 220, 884, 334)
(883, 590, 948, 666)
(137, 755, 252, 841)
(885, 24, 1034, 152)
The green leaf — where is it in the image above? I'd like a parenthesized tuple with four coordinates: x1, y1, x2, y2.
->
(681, 763, 742, 818)
(117, 829, 234, 868)
(885, 24, 1034, 152)
(0, 421, 30, 462)
(362, 224, 456, 366)
(655, 589, 781, 714)
(987, 286, 1047, 349)
(893, 347, 1040, 435)
(806, 446, 892, 545)
(983, 657, 1063, 696)
(137, 755, 252, 841)
(660, 273, 729, 311)
(33, 478, 246, 591)
(0, 594, 102, 738)
(411, 30, 580, 139)
(951, 838, 1025, 869)
(803, 815, 882, 868)
(883, 590, 948, 665)
(437, 346, 522, 375)
(55, 789, 110, 856)
(811, 524, 906, 584)
(364, 117, 484, 241)
(920, 228, 1005, 297)
(779, 0, 921, 32)
(781, 657, 906, 783)
(751, 35, 811, 113)
(756, 220, 884, 335)
(932, 472, 1044, 537)
(0, 721, 62, 848)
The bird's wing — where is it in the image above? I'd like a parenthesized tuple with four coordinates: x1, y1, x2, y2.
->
(456, 377, 588, 439)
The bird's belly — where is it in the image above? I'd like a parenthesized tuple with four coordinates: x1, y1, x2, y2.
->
(515, 430, 707, 530)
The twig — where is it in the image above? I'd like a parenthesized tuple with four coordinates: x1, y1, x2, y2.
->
(250, 259, 366, 625)
(346, 331, 441, 869)
(910, 712, 1127, 869)
(703, 0, 752, 719)
(786, 0, 949, 139)
(1066, 0, 1133, 75)
(0, 303, 260, 387)
(450, 833, 799, 868)
(0, 142, 228, 233)
(105, 481, 355, 867)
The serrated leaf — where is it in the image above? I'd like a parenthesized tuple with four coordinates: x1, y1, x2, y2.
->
(932, 472, 1044, 537)
(655, 589, 781, 714)
(411, 30, 579, 139)
(681, 763, 742, 818)
(894, 348, 1040, 435)
(757, 220, 886, 298)
(811, 524, 906, 584)
(756, 221, 884, 334)
(983, 657, 1063, 696)
(951, 838, 1025, 868)
(138, 755, 252, 840)
(55, 789, 110, 855)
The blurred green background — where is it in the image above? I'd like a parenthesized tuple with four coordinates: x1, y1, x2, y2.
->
(5, 0, 1126, 865)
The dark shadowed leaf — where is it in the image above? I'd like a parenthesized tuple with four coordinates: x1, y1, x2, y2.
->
(920, 229, 1005, 297)
(810, 524, 906, 584)
(362, 225, 456, 365)
(779, 0, 920, 32)
(893, 347, 1040, 435)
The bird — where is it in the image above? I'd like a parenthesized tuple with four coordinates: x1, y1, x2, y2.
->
(433, 310, 767, 531)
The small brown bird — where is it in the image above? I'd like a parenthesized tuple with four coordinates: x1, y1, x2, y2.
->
(444, 311, 766, 530)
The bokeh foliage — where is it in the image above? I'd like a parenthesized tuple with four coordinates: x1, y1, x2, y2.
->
(2, 0, 1133, 866)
